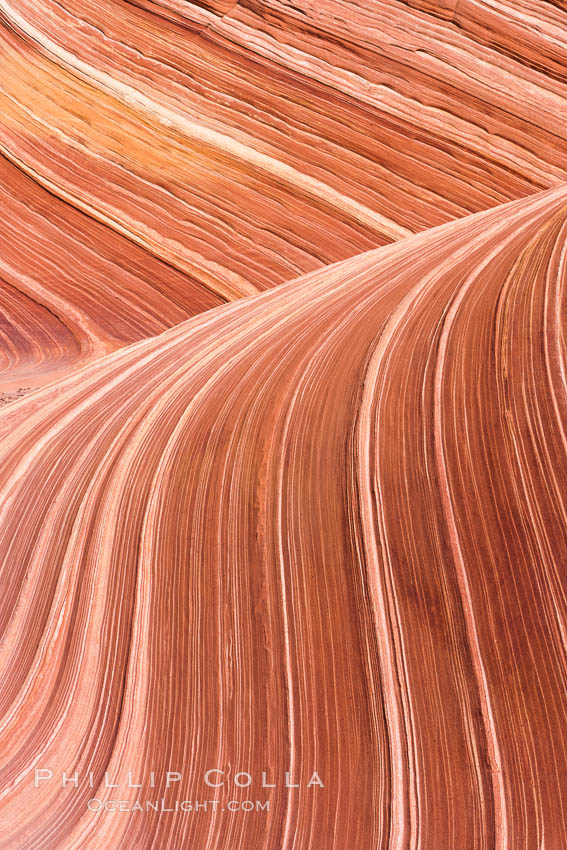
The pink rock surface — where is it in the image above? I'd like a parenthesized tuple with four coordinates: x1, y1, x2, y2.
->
(1, 0, 567, 384)
(1, 4, 567, 848)
(0, 186, 567, 847)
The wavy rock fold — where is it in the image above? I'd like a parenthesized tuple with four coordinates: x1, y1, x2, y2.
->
(0, 186, 566, 847)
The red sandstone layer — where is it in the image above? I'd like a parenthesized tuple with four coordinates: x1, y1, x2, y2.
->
(0, 186, 566, 847)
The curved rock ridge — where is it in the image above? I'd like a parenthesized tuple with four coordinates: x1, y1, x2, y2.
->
(1, 0, 566, 385)
(0, 184, 566, 848)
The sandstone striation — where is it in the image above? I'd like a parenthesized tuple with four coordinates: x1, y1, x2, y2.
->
(0, 187, 566, 847)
